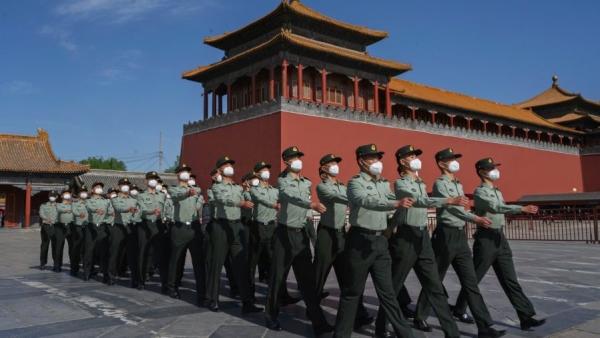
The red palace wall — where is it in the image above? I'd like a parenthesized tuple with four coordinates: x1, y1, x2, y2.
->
(581, 154, 600, 192)
(181, 111, 586, 201)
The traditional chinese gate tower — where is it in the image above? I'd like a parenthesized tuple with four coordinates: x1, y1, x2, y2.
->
(180, 0, 594, 200)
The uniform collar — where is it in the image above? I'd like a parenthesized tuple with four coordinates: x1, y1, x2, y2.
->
(441, 174, 459, 183)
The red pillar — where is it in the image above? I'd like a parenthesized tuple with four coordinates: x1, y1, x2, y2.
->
(448, 114, 456, 127)
(212, 91, 217, 116)
(269, 66, 275, 100)
(297, 64, 303, 100)
(536, 131, 542, 141)
(282, 60, 289, 99)
(496, 123, 503, 134)
(251, 74, 256, 105)
(523, 128, 530, 139)
(482, 120, 488, 133)
(569, 136, 574, 146)
(466, 117, 472, 130)
(385, 83, 391, 117)
(226, 84, 232, 112)
(24, 180, 31, 228)
(409, 106, 417, 120)
(203, 88, 208, 120)
(373, 81, 379, 113)
(510, 126, 516, 137)
(429, 110, 437, 124)
(559, 135, 564, 145)
(353, 77, 359, 110)
(321, 68, 327, 104)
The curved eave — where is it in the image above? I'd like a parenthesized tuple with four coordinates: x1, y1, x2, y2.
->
(390, 79, 581, 134)
(203, 1, 388, 50)
(184, 31, 411, 82)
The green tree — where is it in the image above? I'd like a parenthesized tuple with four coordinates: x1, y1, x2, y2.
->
(165, 155, 180, 173)
(79, 157, 127, 171)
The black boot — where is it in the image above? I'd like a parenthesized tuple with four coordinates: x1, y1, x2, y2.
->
(478, 327, 506, 338)
(242, 302, 263, 314)
(520, 317, 546, 331)
(413, 319, 432, 332)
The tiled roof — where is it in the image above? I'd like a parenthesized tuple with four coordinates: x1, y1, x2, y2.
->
(204, 0, 387, 49)
(516, 81, 600, 109)
(388, 78, 580, 133)
(0, 129, 89, 174)
(184, 30, 410, 81)
(78, 169, 178, 190)
(548, 112, 600, 124)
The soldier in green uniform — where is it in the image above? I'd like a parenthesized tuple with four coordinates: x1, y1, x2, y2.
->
(136, 172, 166, 290)
(166, 164, 207, 302)
(153, 179, 172, 292)
(265, 146, 332, 335)
(333, 144, 414, 338)
(188, 173, 208, 304)
(205, 157, 261, 314)
(69, 186, 89, 277)
(54, 190, 75, 272)
(39, 191, 59, 270)
(314, 154, 373, 330)
(375, 145, 464, 337)
(453, 158, 546, 331)
(413, 148, 506, 338)
(248, 162, 278, 300)
(108, 178, 137, 285)
(83, 182, 112, 281)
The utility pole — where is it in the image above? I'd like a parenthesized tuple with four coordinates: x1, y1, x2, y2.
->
(158, 131, 164, 172)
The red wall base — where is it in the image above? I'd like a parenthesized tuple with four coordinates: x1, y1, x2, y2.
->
(181, 111, 589, 201)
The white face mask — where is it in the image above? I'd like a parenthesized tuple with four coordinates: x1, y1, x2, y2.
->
(94, 187, 103, 195)
(487, 169, 501, 181)
(156, 184, 163, 192)
(290, 159, 303, 172)
(447, 160, 460, 173)
(179, 171, 190, 181)
(409, 158, 422, 171)
(215, 174, 223, 183)
(188, 179, 196, 186)
(49, 196, 56, 202)
(120, 185, 130, 193)
(222, 166, 234, 177)
(80, 192, 88, 199)
(148, 179, 158, 188)
(259, 170, 270, 180)
(251, 178, 260, 187)
(368, 161, 383, 176)
(63, 194, 71, 200)
(328, 164, 340, 176)
(130, 190, 139, 196)
(110, 193, 117, 199)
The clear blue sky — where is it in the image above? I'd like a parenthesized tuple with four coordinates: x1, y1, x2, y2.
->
(1, 0, 599, 172)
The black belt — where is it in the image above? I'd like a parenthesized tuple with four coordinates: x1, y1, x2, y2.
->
(217, 218, 240, 224)
(279, 224, 304, 232)
(320, 224, 344, 233)
(350, 227, 385, 236)
(401, 224, 427, 231)
(256, 220, 275, 226)
(439, 223, 464, 231)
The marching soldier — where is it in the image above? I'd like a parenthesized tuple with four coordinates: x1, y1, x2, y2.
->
(314, 154, 373, 330)
(54, 190, 75, 272)
(154, 178, 172, 292)
(333, 144, 414, 338)
(205, 157, 261, 314)
(108, 178, 137, 285)
(39, 191, 59, 270)
(453, 158, 546, 331)
(189, 173, 208, 305)
(413, 148, 506, 338)
(375, 145, 464, 337)
(248, 162, 278, 300)
(83, 182, 112, 281)
(166, 164, 205, 301)
(127, 184, 142, 287)
(136, 172, 166, 290)
(265, 146, 332, 334)
(69, 186, 89, 276)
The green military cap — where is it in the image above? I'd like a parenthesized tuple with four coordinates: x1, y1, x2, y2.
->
(435, 147, 462, 162)
(91, 181, 104, 188)
(253, 161, 272, 173)
(175, 163, 192, 173)
(106, 187, 115, 194)
(49, 190, 59, 197)
(209, 168, 218, 176)
(189, 174, 196, 180)
(79, 185, 88, 192)
(282, 146, 304, 160)
(395, 144, 423, 160)
(118, 178, 131, 186)
(319, 153, 342, 166)
(475, 157, 501, 171)
(242, 172, 257, 182)
(356, 143, 384, 158)
(145, 171, 160, 180)
(130, 184, 140, 191)
(215, 156, 235, 168)
(157, 178, 163, 184)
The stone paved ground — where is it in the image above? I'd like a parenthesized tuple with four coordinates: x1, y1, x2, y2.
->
(1, 228, 599, 338)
